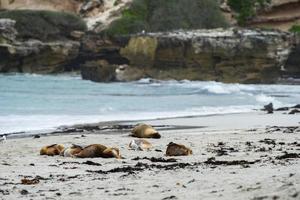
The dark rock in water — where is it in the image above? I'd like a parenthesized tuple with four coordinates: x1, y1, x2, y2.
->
(263, 103, 274, 114)
(33, 135, 40, 139)
(81, 60, 116, 82)
(275, 107, 289, 111)
(288, 109, 300, 114)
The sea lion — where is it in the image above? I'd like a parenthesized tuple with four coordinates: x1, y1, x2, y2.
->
(166, 142, 192, 156)
(129, 139, 152, 151)
(75, 144, 121, 159)
(40, 144, 65, 156)
(60, 144, 83, 157)
(131, 124, 161, 139)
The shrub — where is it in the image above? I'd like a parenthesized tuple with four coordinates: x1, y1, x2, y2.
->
(106, 0, 228, 36)
(289, 25, 300, 33)
(0, 10, 87, 41)
(228, 0, 270, 26)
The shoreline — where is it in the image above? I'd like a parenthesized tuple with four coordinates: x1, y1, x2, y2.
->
(3, 110, 299, 139)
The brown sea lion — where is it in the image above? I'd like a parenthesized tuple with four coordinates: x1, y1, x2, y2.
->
(166, 142, 192, 156)
(75, 144, 121, 159)
(129, 139, 152, 151)
(60, 144, 83, 157)
(40, 144, 65, 156)
(131, 124, 161, 139)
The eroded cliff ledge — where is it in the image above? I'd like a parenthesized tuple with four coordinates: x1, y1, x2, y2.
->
(118, 28, 292, 84)
(0, 18, 81, 73)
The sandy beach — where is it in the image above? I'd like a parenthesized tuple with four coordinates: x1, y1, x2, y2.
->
(0, 111, 299, 200)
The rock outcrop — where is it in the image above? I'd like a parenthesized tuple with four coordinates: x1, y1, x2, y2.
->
(119, 28, 293, 83)
(0, 18, 80, 73)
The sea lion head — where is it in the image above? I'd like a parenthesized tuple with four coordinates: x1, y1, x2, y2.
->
(40, 144, 65, 156)
(151, 132, 161, 139)
(104, 147, 121, 159)
(56, 144, 65, 153)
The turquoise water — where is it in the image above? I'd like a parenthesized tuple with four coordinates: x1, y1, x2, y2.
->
(0, 74, 299, 133)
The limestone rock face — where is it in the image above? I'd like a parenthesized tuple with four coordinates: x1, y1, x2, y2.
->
(120, 28, 293, 83)
(0, 19, 16, 42)
(0, 19, 80, 73)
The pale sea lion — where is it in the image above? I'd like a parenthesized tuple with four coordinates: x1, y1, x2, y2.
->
(129, 139, 152, 151)
(75, 144, 121, 159)
(131, 124, 161, 139)
(40, 144, 65, 156)
(166, 142, 192, 156)
(60, 144, 83, 157)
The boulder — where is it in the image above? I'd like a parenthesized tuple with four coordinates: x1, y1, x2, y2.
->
(81, 60, 116, 82)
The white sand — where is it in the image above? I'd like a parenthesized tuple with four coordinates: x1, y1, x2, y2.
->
(0, 112, 299, 200)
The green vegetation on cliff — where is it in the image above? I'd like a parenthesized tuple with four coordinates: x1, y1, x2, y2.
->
(289, 25, 300, 34)
(228, 0, 270, 25)
(0, 10, 87, 41)
(106, 0, 228, 36)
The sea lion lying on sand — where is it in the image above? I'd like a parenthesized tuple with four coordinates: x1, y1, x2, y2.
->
(166, 142, 192, 156)
(75, 144, 121, 159)
(131, 124, 161, 139)
(40, 144, 65, 156)
(60, 144, 83, 157)
(129, 139, 152, 151)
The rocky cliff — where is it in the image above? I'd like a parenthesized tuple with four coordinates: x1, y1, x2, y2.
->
(117, 28, 292, 83)
(0, 18, 81, 73)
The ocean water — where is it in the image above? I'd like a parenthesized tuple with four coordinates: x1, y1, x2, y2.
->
(0, 74, 299, 134)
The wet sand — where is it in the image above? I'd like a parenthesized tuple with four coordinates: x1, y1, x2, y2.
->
(0, 111, 299, 200)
